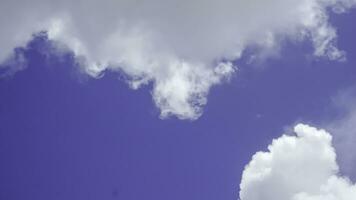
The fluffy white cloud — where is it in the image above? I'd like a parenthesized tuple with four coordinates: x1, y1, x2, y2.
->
(239, 124, 356, 200)
(1, 0, 355, 119)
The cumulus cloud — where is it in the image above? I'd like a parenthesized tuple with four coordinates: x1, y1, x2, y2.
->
(239, 124, 356, 200)
(1, 0, 355, 119)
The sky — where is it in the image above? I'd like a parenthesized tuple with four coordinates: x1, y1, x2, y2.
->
(0, 1, 356, 200)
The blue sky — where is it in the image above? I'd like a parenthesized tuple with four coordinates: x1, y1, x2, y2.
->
(0, 1, 356, 200)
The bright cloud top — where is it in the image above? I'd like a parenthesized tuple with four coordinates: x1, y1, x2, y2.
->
(239, 124, 356, 200)
(1, 0, 355, 119)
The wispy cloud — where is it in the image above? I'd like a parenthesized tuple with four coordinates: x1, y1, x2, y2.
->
(325, 86, 356, 177)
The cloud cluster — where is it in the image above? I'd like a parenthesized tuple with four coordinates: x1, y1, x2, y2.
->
(239, 124, 356, 200)
(1, 0, 355, 119)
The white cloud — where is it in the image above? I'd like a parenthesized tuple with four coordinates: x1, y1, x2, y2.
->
(239, 124, 356, 200)
(0, 0, 355, 119)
